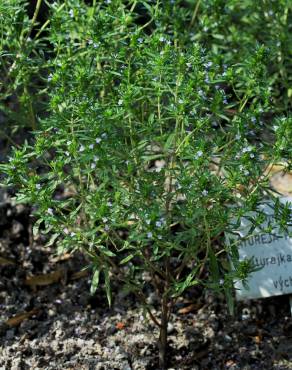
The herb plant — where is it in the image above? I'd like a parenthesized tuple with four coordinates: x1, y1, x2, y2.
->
(157, 0, 292, 112)
(0, 0, 50, 133)
(1, 1, 291, 368)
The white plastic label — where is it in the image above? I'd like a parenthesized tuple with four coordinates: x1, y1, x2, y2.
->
(227, 198, 292, 300)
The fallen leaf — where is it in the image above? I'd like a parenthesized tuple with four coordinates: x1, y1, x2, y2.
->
(70, 270, 89, 280)
(25, 269, 66, 289)
(6, 308, 39, 327)
(178, 303, 203, 314)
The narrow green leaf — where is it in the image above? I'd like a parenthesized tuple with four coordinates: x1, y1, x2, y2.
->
(45, 233, 60, 247)
(142, 1, 153, 14)
(224, 285, 234, 315)
(33, 218, 43, 236)
(90, 268, 100, 295)
(209, 247, 220, 281)
(99, 245, 116, 257)
(104, 269, 112, 307)
(120, 254, 135, 264)
(164, 133, 175, 150)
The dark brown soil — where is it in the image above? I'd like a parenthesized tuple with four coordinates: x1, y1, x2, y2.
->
(1, 192, 292, 370)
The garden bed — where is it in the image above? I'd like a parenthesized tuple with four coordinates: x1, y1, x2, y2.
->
(1, 194, 292, 370)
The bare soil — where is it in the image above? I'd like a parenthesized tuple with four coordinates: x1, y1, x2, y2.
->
(1, 193, 292, 370)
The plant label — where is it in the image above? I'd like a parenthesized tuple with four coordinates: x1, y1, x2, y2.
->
(228, 197, 292, 300)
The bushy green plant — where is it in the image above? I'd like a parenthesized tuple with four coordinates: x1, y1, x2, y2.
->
(1, 1, 291, 368)
(0, 0, 49, 132)
(1, 0, 291, 132)
(157, 0, 292, 112)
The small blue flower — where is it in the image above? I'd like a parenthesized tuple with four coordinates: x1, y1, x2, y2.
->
(195, 150, 203, 159)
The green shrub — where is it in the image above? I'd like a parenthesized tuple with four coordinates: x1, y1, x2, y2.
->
(1, 1, 291, 368)
(0, 0, 48, 132)
(157, 0, 292, 112)
(1, 0, 291, 133)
